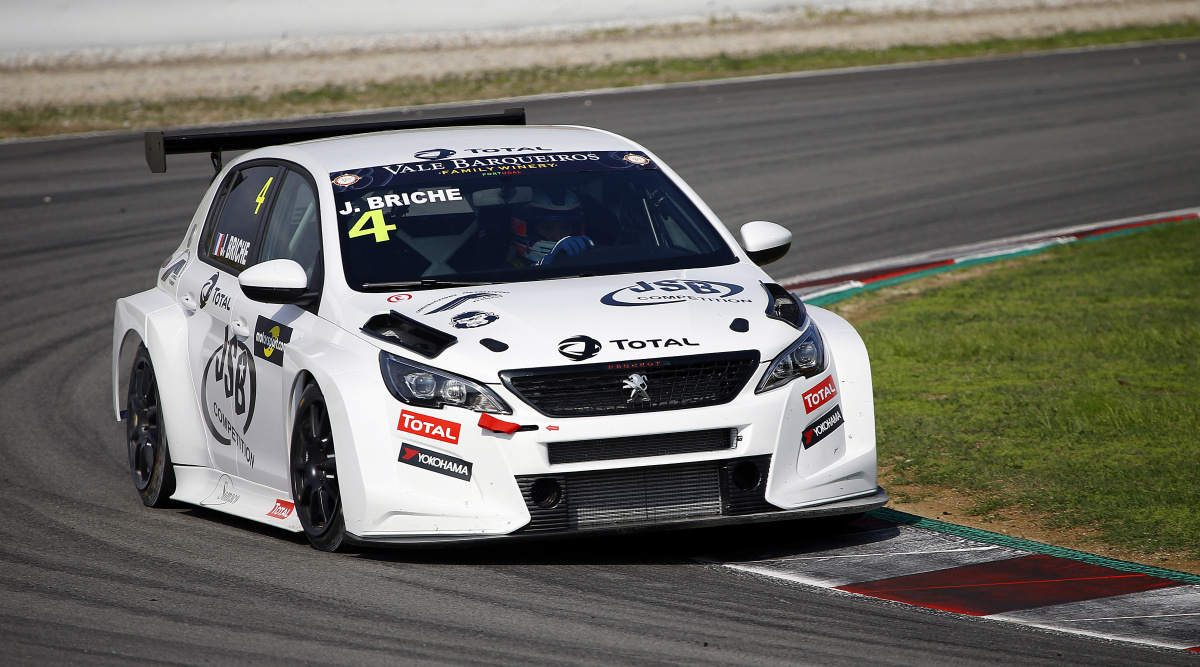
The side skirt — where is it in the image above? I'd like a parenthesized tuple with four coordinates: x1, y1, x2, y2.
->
(172, 465, 302, 533)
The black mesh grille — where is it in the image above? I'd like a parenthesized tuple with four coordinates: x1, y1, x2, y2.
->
(548, 428, 736, 465)
(516, 455, 776, 534)
(501, 351, 760, 417)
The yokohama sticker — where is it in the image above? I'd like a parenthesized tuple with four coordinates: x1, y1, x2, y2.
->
(398, 410, 461, 444)
(802, 376, 838, 414)
(802, 404, 844, 449)
(398, 443, 473, 481)
(267, 499, 295, 519)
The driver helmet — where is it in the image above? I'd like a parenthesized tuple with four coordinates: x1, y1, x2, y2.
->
(511, 189, 585, 264)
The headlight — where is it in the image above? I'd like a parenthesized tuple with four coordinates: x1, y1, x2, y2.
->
(756, 322, 826, 393)
(380, 351, 511, 414)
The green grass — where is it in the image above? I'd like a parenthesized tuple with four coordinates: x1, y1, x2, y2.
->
(4, 21, 1199, 139)
(836, 222, 1200, 558)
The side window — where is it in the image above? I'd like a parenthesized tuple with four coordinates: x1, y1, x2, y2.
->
(260, 170, 320, 284)
(204, 165, 280, 272)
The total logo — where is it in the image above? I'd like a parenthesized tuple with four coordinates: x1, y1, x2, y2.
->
(398, 443, 473, 481)
(802, 376, 838, 414)
(609, 338, 698, 350)
(267, 499, 295, 520)
(199, 273, 233, 311)
(802, 404, 843, 449)
(414, 147, 552, 160)
(398, 409, 460, 444)
(601, 280, 750, 307)
(559, 335, 602, 362)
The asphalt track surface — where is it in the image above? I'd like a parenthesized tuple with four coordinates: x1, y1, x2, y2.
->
(1, 41, 1197, 665)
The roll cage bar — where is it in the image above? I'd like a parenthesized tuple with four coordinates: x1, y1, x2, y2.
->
(144, 107, 527, 174)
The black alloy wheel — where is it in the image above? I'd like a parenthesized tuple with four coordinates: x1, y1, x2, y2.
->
(127, 345, 175, 507)
(290, 383, 345, 551)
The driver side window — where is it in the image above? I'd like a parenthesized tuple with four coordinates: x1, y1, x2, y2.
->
(260, 170, 321, 286)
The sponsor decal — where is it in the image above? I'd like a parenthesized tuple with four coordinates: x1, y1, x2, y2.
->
(601, 280, 750, 307)
(387, 293, 413, 303)
(451, 311, 498, 329)
(802, 404, 844, 449)
(398, 443, 472, 481)
(329, 152, 653, 194)
(267, 499, 295, 519)
(558, 335, 602, 362)
(159, 257, 186, 286)
(464, 146, 550, 155)
(418, 291, 507, 314)
(398, 409, 460, 444)
(200, 474, 241, 506)
(212, 232, 251, 266)
(332, 174, 361, 187)
(623, 373, 651, 403)
(201, 327, 257, 467)
(199, 273, 233, 311)
(253, 316, 293, 367)
(546, 425, 559, 431)
(802, 375, 838, 414)
(609, 338, 698, 350)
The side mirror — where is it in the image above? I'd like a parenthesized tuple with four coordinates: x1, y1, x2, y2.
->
(239, 259, 313, 304)
(740, 221, 792, 266)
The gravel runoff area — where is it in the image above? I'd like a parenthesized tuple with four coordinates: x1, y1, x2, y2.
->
(3, 0, 1197, 110)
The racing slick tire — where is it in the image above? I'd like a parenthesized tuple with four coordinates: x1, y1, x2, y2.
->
(290, 383, 346, 552)
(127, 345, 176, 507)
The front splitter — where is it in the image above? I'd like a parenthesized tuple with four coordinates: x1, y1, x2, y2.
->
(343, 486, 888, 548)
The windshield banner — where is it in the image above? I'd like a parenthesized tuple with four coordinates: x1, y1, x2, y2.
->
(330, 151, 656, 192)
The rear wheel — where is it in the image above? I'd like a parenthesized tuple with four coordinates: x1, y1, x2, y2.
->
(126, 345, 175, 507)
(290, 383, 345, 552)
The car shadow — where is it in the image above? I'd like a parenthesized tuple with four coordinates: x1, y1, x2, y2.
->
(354, 515, 903, 566)
(178, 504, 904, 565)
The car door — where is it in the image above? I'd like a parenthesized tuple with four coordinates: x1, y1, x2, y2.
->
(178, 162, 283, 477)
(228, 167, 324, 492)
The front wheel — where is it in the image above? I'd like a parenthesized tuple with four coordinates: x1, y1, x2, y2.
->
(290, 383, 345, 552)
(126, 345, 175, 507)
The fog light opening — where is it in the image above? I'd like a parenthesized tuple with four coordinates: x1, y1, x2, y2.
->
(530, 478, 563, 509)
(731, 461, 762, 491)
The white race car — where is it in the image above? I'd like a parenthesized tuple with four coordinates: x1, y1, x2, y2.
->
(114, 109, 886, 551)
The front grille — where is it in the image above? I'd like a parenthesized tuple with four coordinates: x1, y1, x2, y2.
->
(516, 455, 775, 534)
(548, 428, 736, 465)
(500, 351, 760, 417)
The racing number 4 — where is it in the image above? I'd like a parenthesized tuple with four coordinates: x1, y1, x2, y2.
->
(348, 209, 396, 243)
(254, 177, 274, 214)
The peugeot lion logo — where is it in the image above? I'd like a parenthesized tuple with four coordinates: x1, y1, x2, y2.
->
(623, 374, 650, 403)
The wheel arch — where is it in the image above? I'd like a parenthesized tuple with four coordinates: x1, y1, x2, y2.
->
(112, 292, 212, 468)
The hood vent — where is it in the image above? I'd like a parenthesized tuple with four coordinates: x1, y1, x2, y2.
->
(362, 310, 457, 358)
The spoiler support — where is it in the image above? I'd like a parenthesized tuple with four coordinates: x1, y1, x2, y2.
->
(144, 107, 527, 174)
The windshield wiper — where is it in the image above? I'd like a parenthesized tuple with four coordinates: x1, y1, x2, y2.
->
(362, 279, 497, 291)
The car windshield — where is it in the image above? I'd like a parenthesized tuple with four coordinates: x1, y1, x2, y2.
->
(329, 151, 737, 291)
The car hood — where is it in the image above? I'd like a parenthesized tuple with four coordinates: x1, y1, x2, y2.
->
(333, 264, 802, 380)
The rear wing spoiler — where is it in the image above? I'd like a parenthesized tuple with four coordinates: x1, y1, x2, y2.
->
(144, 107, 527, 174)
